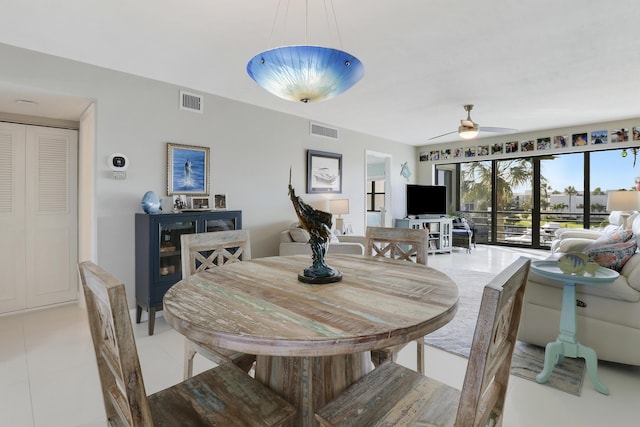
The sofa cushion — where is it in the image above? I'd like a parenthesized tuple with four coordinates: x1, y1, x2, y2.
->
(621, 253, 640, 292)
(583, 240, 637, 272)
(289, 227, 310, 243)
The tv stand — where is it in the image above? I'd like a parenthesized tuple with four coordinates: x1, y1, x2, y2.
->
(395, 217, 452, 254)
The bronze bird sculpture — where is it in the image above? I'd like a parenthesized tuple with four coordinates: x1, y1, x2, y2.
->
(288, 168, 342, 283)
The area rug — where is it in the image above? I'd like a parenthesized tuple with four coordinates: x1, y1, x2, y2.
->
(424, 267, 585, 396)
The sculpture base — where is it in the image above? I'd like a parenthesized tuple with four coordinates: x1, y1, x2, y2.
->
(298, 270, 342, 284)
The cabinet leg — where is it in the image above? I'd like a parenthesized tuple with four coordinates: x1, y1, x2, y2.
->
(148, 307, 155, 335)
(136, 304, 142, 324)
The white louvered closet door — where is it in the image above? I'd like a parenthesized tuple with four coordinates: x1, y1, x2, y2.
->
(0, 122, 78, 314)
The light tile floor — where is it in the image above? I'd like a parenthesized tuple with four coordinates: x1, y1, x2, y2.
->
(1, 245, 638, 426)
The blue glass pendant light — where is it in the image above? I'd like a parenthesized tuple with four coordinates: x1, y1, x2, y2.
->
(246, 0, 364, 103)
(247, 45, 364, 103)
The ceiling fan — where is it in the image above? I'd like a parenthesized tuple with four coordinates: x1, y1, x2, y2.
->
(428, 104, 517, 141)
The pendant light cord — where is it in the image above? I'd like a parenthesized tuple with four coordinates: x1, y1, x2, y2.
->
(267, 0, 344, 49)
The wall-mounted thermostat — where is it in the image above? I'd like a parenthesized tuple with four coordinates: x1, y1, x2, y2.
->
(108, 153, 129, 171)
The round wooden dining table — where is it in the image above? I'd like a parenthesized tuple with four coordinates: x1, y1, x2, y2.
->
(163, 254, 458, 427)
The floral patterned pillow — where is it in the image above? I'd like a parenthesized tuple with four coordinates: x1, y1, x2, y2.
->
(584, 229, 634, 252)
(583, 240, 638, 272)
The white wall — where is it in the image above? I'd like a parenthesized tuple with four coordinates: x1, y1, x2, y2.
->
(0, 43, 415, 307)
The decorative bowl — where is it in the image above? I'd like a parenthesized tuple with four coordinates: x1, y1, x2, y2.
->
(557, 253, 588, 275)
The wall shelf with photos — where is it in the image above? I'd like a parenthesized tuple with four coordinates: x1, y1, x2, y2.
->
(419, 118, 640, 165)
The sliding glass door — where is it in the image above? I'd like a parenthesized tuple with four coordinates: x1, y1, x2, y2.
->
(450, 147, 636, 249)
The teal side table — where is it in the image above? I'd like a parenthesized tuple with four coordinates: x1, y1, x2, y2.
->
(530, 260, 619, 395)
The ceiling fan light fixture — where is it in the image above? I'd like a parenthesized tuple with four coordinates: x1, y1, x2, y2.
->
(458, 125, 479, 139)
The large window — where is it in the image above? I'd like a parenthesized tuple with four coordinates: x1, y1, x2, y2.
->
(540, 153, 584, 231)
(454, 147, 636, 249)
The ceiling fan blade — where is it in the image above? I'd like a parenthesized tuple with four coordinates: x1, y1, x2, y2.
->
(478, 126, 518, 134)
(428, 130, 458, 140)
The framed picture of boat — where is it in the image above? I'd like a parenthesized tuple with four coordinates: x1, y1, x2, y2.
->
(167, 142, 210, 196)
(307, 149, 342, 194)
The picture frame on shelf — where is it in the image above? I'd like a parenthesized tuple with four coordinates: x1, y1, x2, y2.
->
(167, 142, 210, 196)
(172, 195, 187, 211)
(190, 196, 210, 209)
(307, 149, 342, 194)
(214, 194, 227, 209)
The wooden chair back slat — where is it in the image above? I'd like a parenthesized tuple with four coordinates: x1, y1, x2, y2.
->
(365, 226, 429, 265)
(181, 229, 251, 278)
(455, 256, 530, 427)
(78, 261, 153, 426)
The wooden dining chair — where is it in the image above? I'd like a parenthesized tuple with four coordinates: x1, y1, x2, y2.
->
(180, 229, 256, 379)
(78, 261, 295, 427)
(315, 256, 531, 427)
(365, 226, 429, 266)
(365, 226, 430, 368)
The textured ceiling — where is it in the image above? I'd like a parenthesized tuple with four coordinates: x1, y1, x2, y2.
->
(1, 0, 640, 145)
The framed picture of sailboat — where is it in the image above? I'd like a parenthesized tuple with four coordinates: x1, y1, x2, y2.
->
(167, 142, 210, 196)
(307, 149, 342, 194)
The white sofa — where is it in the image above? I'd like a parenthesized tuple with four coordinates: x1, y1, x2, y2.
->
(518, 214, 640, 366)
(279, 228, 365, 256)
(550, 211, 632, 253)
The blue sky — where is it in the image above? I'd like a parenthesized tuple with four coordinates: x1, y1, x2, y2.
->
(538, 149, 637, 193)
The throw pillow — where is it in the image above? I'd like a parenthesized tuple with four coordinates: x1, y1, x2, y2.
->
(583, 228, 634, 251)
(583, 240, 638, 272)
(289, 227, 310, 243)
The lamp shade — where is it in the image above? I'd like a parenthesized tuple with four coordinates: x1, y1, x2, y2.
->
(607, 191, 640, 211)
(329, 199, 350, 215)
(247, 46, 364, 103)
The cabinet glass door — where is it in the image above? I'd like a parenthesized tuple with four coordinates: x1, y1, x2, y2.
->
(158, 220, 197, 279)
(206, 218, 236, 232)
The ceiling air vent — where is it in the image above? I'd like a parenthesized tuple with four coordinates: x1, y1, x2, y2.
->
(179, 90, 203, 113)
(310, 122, 338, 140)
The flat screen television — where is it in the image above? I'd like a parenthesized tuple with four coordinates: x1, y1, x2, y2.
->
(406, 184, 447, 217)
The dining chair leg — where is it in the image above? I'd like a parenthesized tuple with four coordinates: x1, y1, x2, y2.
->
(184, 338, 197, 380)
(417, 338, 425, 375)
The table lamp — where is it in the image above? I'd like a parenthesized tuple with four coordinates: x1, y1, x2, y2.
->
(329, 199, 350, 234)
(607, 190, 640, 228)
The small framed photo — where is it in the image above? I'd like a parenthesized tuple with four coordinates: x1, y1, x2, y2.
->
(214, 194, 227, 209)
(520, 140, 534, 152)
(190, 196, 210, 209)
(553, 135, 568, 148)
(536, 137, 551, 150)
(167, 142, 210, 196)
(172, 195, 187, 211)
(572, 133, 588, 146)
(611, 128, 629, 143)
(591, 130, 607, 144)
(307, 150, 342, 194)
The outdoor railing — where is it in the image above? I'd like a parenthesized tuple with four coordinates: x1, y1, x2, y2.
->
(458, 210, 611, 248)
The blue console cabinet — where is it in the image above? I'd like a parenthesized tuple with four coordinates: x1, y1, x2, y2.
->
(135, 210, 242, 335)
